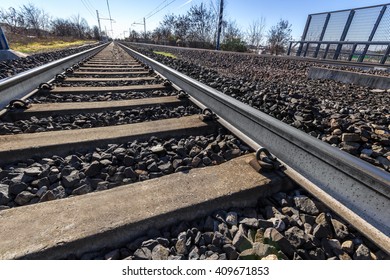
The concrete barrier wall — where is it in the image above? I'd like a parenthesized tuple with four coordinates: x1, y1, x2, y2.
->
(308, 67, 390, 90)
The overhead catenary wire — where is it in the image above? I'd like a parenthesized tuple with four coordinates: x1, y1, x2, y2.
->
(80, 0, 96, 18)
(85, 0, 96, 11)
(144, 0, 171, 19)
(145, 0, 178, 20)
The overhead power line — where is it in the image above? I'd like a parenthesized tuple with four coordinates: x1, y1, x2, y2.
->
(85, 0, 96, 11)
(145, 0, 178, 20)
(145, 0, 171, 19)
(80, 0, 95, 18)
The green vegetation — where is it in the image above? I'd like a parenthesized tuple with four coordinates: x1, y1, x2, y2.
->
(153, 51, 177, 59)
(221, 38, 247, 52)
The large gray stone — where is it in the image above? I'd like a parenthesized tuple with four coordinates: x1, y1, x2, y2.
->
(133, 247, 152, 260)
(72, 184, 91, 196)
(284, 226, 310, 248)
(353, 244, 372, 260)
(52, 186, 66, 199)
(62, 171, 81, 189)
(269, 218, 286, 231)
(85, 161, 102, 177)
(232, 226, 252, 252)
(264, 228, 295, 259)
(341, 133, 361, 142)
(239, 218, 259, 228)
(152, 244, 169, 260)
(158, 162, 174, 174)
(341, 240, 354, 254)
(8, 182, 28, 196)
(331, 219, 349, 239)
(222, 244, 239, 260)
(238, 248, 259, 260)
(188, 246, 200, 260)
(226, 212, 238, 226)
(124, 167, 138, 180)
(175, 239, 188, 255)
(252, 242, 278, 258)
(23, 167, 42, 177)
(293, 196, 319, 215)
(151, 145, 167, 156)
(313, 213, 333, 239)
(15, 191, 35, 206)
(39, 190, 56, 202)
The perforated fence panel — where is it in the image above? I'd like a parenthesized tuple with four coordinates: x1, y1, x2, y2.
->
(373, 6, 390, 41)
(321, 11, 349, 41)
(345, 6, 382, 41)
(305, 13, 327, 41)
(289, 4, 390, 64)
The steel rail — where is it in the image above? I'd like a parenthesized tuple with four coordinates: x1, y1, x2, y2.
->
(0, 43, 109, 110)
(118, 42, 390, 253)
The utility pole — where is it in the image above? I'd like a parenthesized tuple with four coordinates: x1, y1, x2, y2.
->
(216, 0, 224, 50)
(144, 17, 146, 39)
(133, 18, 146, 40)
(97, 7, 115, 40)
(96, 10, 102, 39)
(106, 0, 113, 38)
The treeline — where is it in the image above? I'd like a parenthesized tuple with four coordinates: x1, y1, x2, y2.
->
(128, 2, 292, 54)
(0, 3, 100, 39)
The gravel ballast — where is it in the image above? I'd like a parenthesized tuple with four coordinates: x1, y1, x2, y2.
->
(28, 89, 177, 103)
(0, 105, 200, 134)
(72, 188, 389, 260)
(0, 131, 248, 209)
(125, 44, 390, 172)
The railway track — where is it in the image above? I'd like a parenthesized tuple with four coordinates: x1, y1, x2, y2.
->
(0, 42, 388, 260)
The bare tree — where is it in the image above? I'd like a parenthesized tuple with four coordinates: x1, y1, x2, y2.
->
(51, 18, 74, 37)
(187, 3, 214, 43)
(224, 20, 242, 40)
(173, 15, 191, 42)
(92, 25, 100, 40)
(246, 17, 266, 49)
(39, 10, 51, 33)
(71, 14, 90, 39)
(221, 20, 247, 52)
(267, 19, 292, 55)
(130, 30, 140, 41)
(152, 26, 172, 44)
(20, 3, 48, 36)
(0, 7, 24, 33)
(154, 14, 176, 43)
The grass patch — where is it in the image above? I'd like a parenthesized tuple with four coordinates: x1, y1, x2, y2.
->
(10, 39, 97, 54)
(153, 51, 177, 59)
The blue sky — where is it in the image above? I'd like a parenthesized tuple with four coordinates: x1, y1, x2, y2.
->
(1, 0, 388, 39)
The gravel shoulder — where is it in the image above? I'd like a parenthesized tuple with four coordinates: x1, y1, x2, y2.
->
(126, 44, 390, 172)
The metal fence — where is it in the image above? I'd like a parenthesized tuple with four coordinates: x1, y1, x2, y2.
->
(287, 4, 390, 64)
